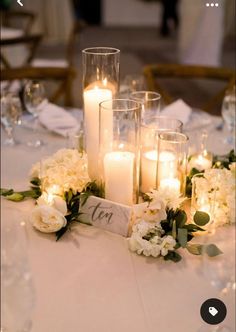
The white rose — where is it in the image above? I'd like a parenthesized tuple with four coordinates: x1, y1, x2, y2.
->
(30, 205, 67, 233)
(160, 235, 176, 256)
(129, 233, 144, 253)
(37, 194, 67, 215)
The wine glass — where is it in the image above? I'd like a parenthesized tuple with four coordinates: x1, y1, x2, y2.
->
(221, 85, 236, 148)
(24, 80, 46, 147)
(198, 225, 235, 332)
(1, 92, 22, 146)
(130, 91, 161, 120)
(1, 218, 36, 332)
(119, 74, 145, 97)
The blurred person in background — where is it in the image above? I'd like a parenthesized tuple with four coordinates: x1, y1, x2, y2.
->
(160, 0, 179, 36)
(179, 0, 225, 66)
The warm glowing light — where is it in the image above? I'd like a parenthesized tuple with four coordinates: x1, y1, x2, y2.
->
(160, 178, 180, 193)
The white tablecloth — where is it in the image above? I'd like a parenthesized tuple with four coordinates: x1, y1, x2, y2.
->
(1, 111, 235, 332)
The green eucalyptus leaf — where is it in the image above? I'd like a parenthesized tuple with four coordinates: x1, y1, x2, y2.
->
(175, 210, 187, 227)
(56, 226, 68, 241)
(204, 244, 223, 257)
(6, 193, 25, 202)
(30, 177, 41, 186)
(193, 211, 210, 226)
(20, 190, 39, 198)
(164, 251, 182, 263)
(177, 228, 188, 248)
(183, 224, 205, 232)
(172, 220, 177, 239)
(186, 244, 203, 255)
(0, 188, 14, 196)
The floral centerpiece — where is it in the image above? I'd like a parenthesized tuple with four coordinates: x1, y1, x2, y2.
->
(1, 149, 235, 263)
(1, 149, 103, 240)
(192, 164, 235, 227)
(129, 189, 222, 262)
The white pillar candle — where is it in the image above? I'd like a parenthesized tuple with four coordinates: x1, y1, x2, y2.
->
(84, 86, 112, 180)
(189, 154, 212, 171)
(141, 150, 177, 193)
(160, 178, 180, 193)
(141, 150, 157, 193)
(104, 151, 134, 205)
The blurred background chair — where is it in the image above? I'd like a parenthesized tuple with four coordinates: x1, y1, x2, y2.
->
(0, 34, 42, 68)
(32, 18, 87, 68)
(1, 66, 77, 107)
(143, 64, 235, 114)
(1, 9, 37, 35)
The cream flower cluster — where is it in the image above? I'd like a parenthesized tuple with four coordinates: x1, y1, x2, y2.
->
(30, 149, 90, 195)
(194, 163, 236, 227)
(30, 149, 90, 233)
(129, 189, 182, 258)
(129, 220, 176, 257)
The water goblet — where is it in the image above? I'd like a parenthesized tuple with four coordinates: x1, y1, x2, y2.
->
(24, 80, 46, 148)
(1, 92, 22, 146)
(119, 74, 145, 97)
(221, 85, 235, 148)
(130, 90, 161, 120)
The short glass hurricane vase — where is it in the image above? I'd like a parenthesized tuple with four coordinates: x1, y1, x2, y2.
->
(156, 132, 189, 196)
(82, 47, 120, 180)
(99, 99, 142, 206)
(140, 117, 183, 194)
(191, 173, 218, 233)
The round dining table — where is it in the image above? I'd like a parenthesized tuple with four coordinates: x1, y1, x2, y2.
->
(1, 110, 235, 332)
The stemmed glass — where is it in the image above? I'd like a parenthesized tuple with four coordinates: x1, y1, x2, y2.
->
(198, 225, 235, 332)
(119, 74, 145, 97)
(1, 217, 36, 332)
(221, 85, 235, 148)
(130, 91, 161, 120)
(1, 92, 22, 146)
(24, 80, 46, 147)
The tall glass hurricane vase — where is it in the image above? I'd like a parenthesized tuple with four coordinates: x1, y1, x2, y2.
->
(99, 99, 141, 206)
(82, 47, 120, 180)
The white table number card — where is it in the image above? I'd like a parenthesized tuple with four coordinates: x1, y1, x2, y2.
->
(79, 195, 132, 237)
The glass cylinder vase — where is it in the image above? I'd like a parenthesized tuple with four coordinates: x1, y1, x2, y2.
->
(191, 173, 216, 232)
(157, 132, 188, 196)
(130, 91, 161, 120)
(140, 117, 183, 194)
(99, 99, 142, 206)
(82, 47, 120, 180)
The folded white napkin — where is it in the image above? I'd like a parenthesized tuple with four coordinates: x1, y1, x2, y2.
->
(39, 102, 80, 137)
(161, 99, 192, 124)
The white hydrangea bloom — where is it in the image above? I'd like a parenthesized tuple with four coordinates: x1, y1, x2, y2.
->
(147, 189, 186, 210)
(194, 166, 236, 227)
(30, 149, 90, 195)
(160, 235, 176, 256)
(128, 220, 175, 258)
